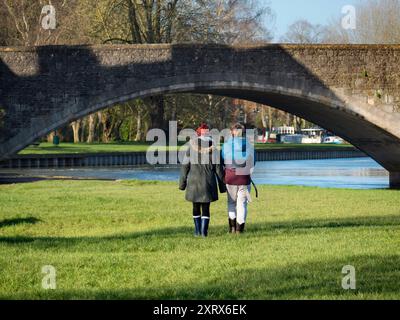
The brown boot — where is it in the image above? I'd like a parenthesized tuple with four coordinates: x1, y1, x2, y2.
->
(236, 223, 245, 234)
(229, 219, 236, 233)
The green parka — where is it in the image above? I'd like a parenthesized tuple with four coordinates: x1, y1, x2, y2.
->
(179, 137, 226, 203)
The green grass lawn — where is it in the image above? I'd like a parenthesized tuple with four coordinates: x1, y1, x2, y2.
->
(0, 180, 399, 300)
(19, 142, 157, 155)
(19, 142, 354, 155)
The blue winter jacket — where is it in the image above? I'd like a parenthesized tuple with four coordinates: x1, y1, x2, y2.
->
(222, 137, 255, 169)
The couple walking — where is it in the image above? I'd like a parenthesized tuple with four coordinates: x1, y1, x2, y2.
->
(179, 123, 255, 237)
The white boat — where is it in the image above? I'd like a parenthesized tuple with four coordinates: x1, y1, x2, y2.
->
(282, 134, 322, 144)
(322, 136, 343, 144)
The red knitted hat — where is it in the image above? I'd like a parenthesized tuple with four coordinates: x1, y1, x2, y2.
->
(196, 123, 209, 136)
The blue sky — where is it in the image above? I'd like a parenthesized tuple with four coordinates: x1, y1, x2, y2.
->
(266, 0, 358, 41)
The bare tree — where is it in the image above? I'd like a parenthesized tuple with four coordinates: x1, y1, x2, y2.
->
(87, 114, 97, 143)
(175, 0, 274, 44)
(281, 20, 326, 44)
(324, 0, 400, 44)
(70, 120, 81, 143)
(0, 0, 90, 46)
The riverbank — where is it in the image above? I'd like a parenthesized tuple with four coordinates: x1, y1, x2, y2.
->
(0, 172, 113, 185)
(19, 142, 354, 155)
(0, 158, 388, 190)
(0, 180, 399, 299)
(1, 145, 366, 169)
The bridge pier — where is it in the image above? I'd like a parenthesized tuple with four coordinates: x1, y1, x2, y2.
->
(389, 172, 400, 189)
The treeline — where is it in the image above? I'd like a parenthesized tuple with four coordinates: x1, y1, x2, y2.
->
(46, 97, 308, 144)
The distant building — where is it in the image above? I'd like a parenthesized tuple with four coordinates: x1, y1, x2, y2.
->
(275, 126, 295, 135)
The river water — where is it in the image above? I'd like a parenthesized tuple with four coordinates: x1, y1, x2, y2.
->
(0, 157, 389, 189)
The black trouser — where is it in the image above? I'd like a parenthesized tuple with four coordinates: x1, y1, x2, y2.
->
(193, 203, 210, 218)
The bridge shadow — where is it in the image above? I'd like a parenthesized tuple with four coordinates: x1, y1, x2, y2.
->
(1, 214, 398, 299)
(0, 214, 399, 246)
(0, 217, 41, 229)
(1, 253, 398, 299)
(86, 254, 400, 299)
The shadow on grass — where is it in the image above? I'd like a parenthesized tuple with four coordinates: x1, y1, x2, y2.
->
(21, 146, 145, 154)
(0, 177, 52, 185)
(0, 217, 41, 229)
(2, 254, 399, 299)
(0, 215, 399, 247)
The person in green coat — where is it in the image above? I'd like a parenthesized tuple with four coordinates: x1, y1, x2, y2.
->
(179, 124, 226, 237)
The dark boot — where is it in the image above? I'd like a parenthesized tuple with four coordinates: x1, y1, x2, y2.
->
(201, 217, 210, 237)
(193, 217, 201, 237)
(236, 223, 245, 234)
(229, 219, 237, 233)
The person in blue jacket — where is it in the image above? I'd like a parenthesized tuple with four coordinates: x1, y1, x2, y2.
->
(222, 123, 255, 234)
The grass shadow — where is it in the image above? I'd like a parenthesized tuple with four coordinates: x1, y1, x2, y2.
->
(3, 254, 399, 299)
(116, 254, 400, 300)
(250, 215, 400, 233)
(0, 177, 51, 185)
(0, 215, 399, 247)
(0, 217, 41, 229)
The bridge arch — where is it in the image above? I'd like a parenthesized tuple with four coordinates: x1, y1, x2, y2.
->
(16, 78, 400, 172)
(0, 44, 400, 187)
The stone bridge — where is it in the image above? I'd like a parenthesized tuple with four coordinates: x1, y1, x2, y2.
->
(0, 44, 400, 188)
